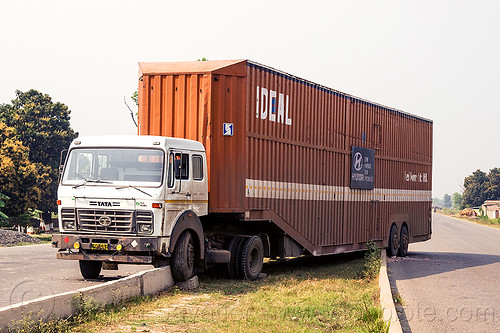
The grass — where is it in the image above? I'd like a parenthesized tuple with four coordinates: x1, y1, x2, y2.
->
(10, 252, 388, 333)
(32, 234, 53, 242)
(436, 209, 500, 229)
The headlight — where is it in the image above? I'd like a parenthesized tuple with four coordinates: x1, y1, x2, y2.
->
(64, 221, 76, 230)
(136, 210, 153, 234)
(61, 208, 76, 230)
(138, 223, 153, 234)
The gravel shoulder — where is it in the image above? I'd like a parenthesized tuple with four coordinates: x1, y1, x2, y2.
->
(0, 229, 43, 246)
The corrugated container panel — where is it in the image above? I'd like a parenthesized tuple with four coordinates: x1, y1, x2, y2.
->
(138, 60, 432, 254)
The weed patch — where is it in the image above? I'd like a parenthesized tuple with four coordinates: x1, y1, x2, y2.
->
(363, 241, 382, 280)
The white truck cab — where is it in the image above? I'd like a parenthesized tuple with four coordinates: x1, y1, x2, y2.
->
(52, 136, 213, 280)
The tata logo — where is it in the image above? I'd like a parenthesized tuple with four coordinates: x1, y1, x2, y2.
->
(98, 216, 112, 227)
(256, 86, 292, 126)
(89, 201, 120, 207)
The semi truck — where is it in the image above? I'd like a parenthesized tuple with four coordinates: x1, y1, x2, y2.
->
(52, 60, 432, 282)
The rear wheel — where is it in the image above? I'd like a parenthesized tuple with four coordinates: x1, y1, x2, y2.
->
(238, 236, 264, 281)
(79, 260, 102, 279)
(172, 231, 195, 282)
(398, 225, 409, 257)
(387, 224, 399, 257)
(225, 236, 244, 279)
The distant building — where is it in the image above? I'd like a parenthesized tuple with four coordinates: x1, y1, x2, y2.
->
(481, 200, 500, 219)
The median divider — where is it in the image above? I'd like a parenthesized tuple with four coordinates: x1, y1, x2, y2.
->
(0, 265, 174, 332)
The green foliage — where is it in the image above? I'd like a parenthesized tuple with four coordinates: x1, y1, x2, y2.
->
(363, 241, 382, 280)
(0, 90, 77, 218)
(462, 168, 500, 208)
(131, 90, 138, 106)
(485, 168, 500, 200)
(0, 122, 49, 220)
(0, 191, 9, 223)
(443, 193, 452, 208)
(452, 192, 463, 210)
(359, 294, 389, 333)
(1, 90, 77, 169)
(72, 293, 100, 316)
(8, 311, 71, 333)
(463, 169, 488, 207)
(197, 57, 209, 61)
(432, 197, 443, 207)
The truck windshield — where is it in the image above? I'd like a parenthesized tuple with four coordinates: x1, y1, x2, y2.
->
(62, 148, 164, 187)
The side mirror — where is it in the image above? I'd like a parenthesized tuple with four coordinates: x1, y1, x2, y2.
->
(58, 149, 68, 182)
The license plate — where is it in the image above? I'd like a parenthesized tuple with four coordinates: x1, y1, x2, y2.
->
(91, 243, 108, 251)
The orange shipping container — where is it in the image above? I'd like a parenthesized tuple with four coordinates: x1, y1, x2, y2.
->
(138, 60, 432, 256)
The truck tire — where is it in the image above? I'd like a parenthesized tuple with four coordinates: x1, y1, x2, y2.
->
(79, 260, 102, 279)
(172, 231, 195, 282)
(238, 236, 264, 281)
(225, 236, 245, 279)
(387, 224, 399, 258)
(398, 225, 409, 257)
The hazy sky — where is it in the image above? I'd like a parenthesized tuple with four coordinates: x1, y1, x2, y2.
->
(1, 0, 499, 198)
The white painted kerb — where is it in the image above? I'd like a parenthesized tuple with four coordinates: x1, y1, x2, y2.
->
(0, 266, 174, 332)
(379, 252, 403, 333)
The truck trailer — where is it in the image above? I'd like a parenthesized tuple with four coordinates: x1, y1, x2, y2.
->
(52, 60, 432, 281)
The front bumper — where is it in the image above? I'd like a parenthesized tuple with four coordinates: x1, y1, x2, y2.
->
(56, 252, 154, 264)
(52, 233, 165, 264)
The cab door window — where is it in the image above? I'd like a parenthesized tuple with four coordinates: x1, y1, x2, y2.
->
(175, 153, 189, 180)
(192, 155, 203, 181)
(168, 152, 189, 188)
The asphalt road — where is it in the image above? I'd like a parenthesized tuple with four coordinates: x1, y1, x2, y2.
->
(387, 213, 500, 333)
(0, 243, 152, 308)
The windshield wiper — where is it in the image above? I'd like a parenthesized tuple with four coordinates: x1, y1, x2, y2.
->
(115, 185, 152, 197)
(73, 179, 113, 189)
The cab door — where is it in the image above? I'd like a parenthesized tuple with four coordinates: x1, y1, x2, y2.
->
(167, 150, 192, 200)
(163, 150, 193, 236)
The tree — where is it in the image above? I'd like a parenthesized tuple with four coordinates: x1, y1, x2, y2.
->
(0, 90, 77, 220)
(462, 169, 488, 207)
(131, 90, 139, 106)
(432, 197, 443, 207)
(485, 167, 500, 200)
(443, 194, 452, 208)
(0, 122, 49, 223)
(0, 192, 9, 226)
(452, 192, 463, 210)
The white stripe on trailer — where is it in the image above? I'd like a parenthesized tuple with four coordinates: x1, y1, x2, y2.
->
(245, 179, 431, 202)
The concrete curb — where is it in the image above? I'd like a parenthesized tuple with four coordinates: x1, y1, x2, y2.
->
(379, 251, 403, 333)
(0, 266, 174, 332)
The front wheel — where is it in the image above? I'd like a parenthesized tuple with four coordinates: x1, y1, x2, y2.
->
(79, 260, 102, 279)
(172, 231, 196, 282)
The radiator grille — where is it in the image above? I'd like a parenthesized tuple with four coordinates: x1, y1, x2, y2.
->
(78, 209, 134, 232)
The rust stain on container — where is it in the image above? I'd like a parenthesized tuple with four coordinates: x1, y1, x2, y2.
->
(138, 60, 432, 255)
